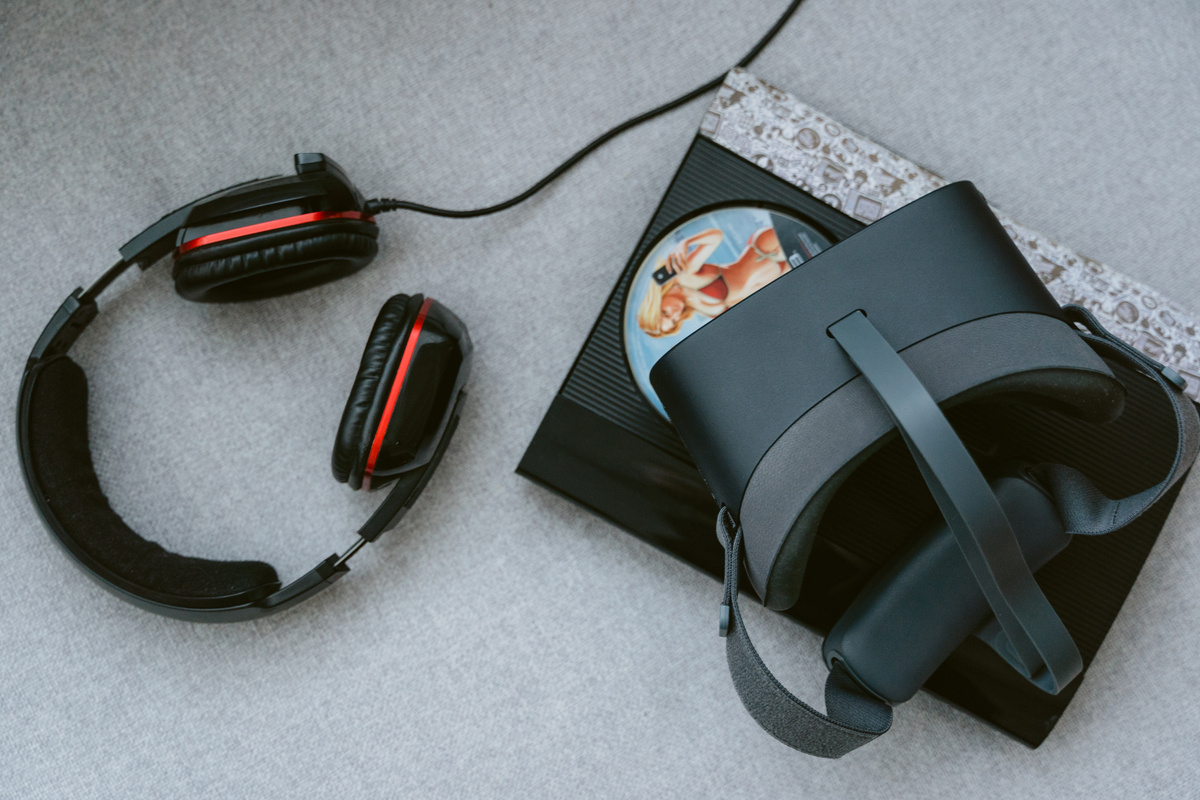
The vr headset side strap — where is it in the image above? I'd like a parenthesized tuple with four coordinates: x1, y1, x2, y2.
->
(975, 306, 1200, 677)
(716, 510, 892, 758)
(1037, 306, 1200, 538)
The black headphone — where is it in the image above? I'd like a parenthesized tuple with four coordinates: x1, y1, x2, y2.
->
(19, 154, 471, 621)
(17, 1, 808, 620)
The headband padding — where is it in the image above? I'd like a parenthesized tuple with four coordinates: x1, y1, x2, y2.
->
(331, 294, 421, 489)
(172, 217, 379, 302)
(26, 357, 280, 602)
(739, 313, 1124, 611)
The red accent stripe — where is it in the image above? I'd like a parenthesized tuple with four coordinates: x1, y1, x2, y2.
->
(362, 297, 435, 490)
(176, 210, 374, 255)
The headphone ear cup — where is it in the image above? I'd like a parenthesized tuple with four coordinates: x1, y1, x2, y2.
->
(332, 294, 424, 489)
(172, 218, 379, 302)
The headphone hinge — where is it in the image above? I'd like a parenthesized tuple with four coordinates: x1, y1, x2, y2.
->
(27, 289, 97, 368)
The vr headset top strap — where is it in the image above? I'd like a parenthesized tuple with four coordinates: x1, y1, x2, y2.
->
(715, 306, 1198, 757)
(828, 310, 1081, 695)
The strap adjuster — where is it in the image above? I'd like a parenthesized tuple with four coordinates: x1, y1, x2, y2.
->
(1160, 365, 1188, 392)
(719, 603, 731, 637)
(1065, 304, 1189, 393)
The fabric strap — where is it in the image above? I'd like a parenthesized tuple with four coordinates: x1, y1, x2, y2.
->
(716, 305, 1198, 756)
(979, 306, 1200, 675)
(717, 510, 893, 758)
(1038, 307, 1199, 536)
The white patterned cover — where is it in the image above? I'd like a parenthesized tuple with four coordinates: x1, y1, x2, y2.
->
(701, 69, 1200, 397)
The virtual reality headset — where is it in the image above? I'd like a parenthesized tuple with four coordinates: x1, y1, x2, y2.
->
(649, 182, 1199, 757)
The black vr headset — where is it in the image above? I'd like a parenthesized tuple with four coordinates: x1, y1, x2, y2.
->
(650, 182, 1199, 757)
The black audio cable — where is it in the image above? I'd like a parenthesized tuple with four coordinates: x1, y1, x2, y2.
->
(364, 0, 805, 218)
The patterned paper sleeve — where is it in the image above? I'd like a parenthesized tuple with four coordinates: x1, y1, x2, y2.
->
(700, 68, 1200, 398)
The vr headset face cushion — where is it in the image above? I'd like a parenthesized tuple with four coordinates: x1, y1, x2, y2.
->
(172, 217, 379, 302)
(739, 313, 1127, 611)
(331, 294, 424, 490)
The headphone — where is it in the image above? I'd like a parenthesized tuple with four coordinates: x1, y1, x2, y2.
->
(16, 1, 808, 620)
(19, 154, 471, 621)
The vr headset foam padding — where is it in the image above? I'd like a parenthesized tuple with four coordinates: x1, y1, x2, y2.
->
(741, 312, 1122, 611)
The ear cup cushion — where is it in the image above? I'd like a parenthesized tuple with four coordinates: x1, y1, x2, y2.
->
(172, 217, 379, 302)
(331, 294, 422, 489)
(25, 357, 280, 602)
(738, 313, 1125, 611)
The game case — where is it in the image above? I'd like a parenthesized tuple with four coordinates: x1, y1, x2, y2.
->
(519, 70, 1200, 747)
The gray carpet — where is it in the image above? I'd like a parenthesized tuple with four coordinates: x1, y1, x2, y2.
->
(3, 0, 1199, 796)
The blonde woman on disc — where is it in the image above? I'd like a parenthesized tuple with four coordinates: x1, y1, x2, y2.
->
(637, 226, 788, 337)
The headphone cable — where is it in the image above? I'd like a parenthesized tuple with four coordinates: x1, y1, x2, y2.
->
(364, 0, 805, 218)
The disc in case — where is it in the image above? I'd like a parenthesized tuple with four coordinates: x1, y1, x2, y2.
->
(622, 206, 832, 417)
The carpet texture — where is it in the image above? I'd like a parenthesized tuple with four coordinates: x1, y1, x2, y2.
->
(2, 0, 1199, 796)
